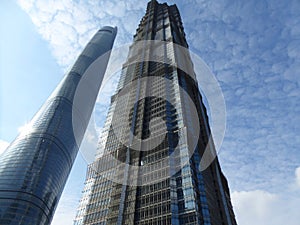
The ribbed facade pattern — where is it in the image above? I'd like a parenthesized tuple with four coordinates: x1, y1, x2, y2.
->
(0, 27, 116, 225)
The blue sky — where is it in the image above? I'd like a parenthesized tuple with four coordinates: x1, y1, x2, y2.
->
(0, 0, 300, 224)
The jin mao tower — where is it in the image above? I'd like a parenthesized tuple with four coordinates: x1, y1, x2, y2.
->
(74, 1, 236, 225)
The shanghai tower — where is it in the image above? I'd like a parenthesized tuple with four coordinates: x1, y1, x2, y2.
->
(0, 26, 117, 224)
(74, 1, 236, 225)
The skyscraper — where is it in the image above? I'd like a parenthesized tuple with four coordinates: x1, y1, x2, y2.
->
(74, 1, 236, 225)
(0, 26, 116, 225)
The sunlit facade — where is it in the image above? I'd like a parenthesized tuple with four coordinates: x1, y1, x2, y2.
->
(74, 1, 236, 225)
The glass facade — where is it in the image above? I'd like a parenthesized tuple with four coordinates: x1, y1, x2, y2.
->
(74, 1, 236, 225)
(0, 27, 117, 225)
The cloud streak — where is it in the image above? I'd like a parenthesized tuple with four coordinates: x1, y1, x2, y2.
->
(295, 167, 300, 188)
(0, 140, 9, 155)
(232, 188, 300, 225)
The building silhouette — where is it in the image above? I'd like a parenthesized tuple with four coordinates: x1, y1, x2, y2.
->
(74, 1, 236, 225)
(0, 26, 117, 225)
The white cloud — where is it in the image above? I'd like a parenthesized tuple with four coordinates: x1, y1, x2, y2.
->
(17, 0, 148, 69)
(295, 167, 300, 188)
(79, 119, 100, 164)
(51, 155, 87, 225)
(18, 122, 33, 135)
(0, 140, 9, 155)
(232, 190, 277, 224)
(51, 193, 79, 225)
(232, 190, 300, 225)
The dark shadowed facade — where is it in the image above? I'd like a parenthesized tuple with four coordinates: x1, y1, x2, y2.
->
(74, 1, 236, 225)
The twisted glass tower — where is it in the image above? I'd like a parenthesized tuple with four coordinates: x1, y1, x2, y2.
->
(0, 26, 117, 225)
(74, 1, 236, 225)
